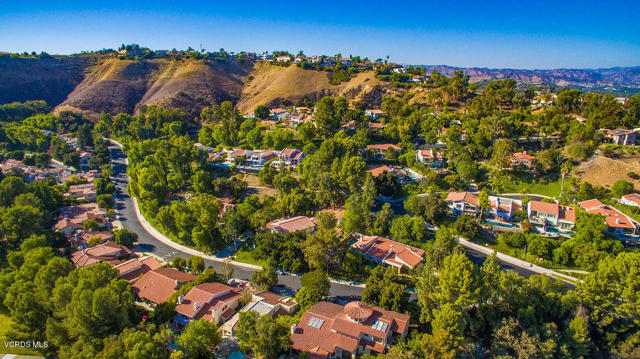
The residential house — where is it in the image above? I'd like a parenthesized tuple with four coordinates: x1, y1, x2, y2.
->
(307, 56, 321, 64)
(266, 216, 317, 234)
(485, 196, 523, 221)
(605, 129, 637, 146)
(55, 203, 108, 236)
(290, 301, 409, 358)
(365, 144, 401, 159)
(620, 193, 640, 207)
(115, 255, 163, 282)
(293, 55, 307, 64)
(511, 151, 536, 171)
(132, 267, 196, 304)
(415, 149, 443, 167)
(278, 148, 306, 167)
(69, 241, 133, 268)
(243, 291, 298, 317)
(571, 114, 587, 123)
(275, 55, 292, 62)
(79, 151, 91, 168)
(527, 201, 576, 235)
(72, 230, 114, 249)
(295, 106, 311, 113)
(351, 235, 425, 270)
(174, 283, 242, 325)
(248, 151, 278, 167)
(578, 199, 638, 237)
(194, 142, 216, 152)
(340, 58, 353, 66)
(366, 164, 421, 184)
(228, 149, 252, 163)
(364, 109, 384, 120)
(445, 192, 480, 217)
(66, 183, 97, 201)
(271, 108, 291, 121)
(340, 120, 357, 131)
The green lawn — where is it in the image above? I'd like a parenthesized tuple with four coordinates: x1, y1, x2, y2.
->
(494, 170, 565, 197)
(0, 314, 41, 355)
(233, 248, 268, 267)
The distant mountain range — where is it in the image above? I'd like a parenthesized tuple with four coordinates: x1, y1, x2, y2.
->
(419, 65, 640, 94)
(1, 53, 638, 118)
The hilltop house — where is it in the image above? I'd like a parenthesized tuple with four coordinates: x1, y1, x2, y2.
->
(351, 235, 425, 270)
(415, 149, 443, 167)
(174, 283, 242, 326)
(578, 199, 638, 237)
(275, 55, 292, 62)
(620, 193, 640, 207)
(445, 192, 480, 217)
(527, 201, 575, 236)
(604, 129, 637, 146)
(290, 301, 409, 358)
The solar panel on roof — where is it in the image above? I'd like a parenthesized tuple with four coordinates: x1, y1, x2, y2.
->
(372, 320, 389, 332)
(308, 316, 324, 329)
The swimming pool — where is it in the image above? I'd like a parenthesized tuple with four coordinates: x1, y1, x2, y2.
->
(229, 351, 245, 359)
(485, 220, 519, 229)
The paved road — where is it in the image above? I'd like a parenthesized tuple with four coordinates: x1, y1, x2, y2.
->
(109, 143, 364, 297)
(109, 143, 544, 298)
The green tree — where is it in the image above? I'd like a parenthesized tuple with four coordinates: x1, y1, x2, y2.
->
(611, 179, 634, 197)
(177, 319, 221, 359)
(254, 105, 271, 120)
(236, 311, 291, 359)
(251, 267, 278, 290)
(187, 256, 205, 274)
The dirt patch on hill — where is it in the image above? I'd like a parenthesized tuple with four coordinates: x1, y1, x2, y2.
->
(236, 62, 391, 113)
(574, 153, 640, 188)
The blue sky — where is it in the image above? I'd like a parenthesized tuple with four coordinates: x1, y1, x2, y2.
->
(1, 0, 639, 69)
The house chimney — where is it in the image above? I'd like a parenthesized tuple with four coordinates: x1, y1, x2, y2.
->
(616, 218, 620, 224)
(290, 324, 297, 334)
(177, 295, 184, 304)
(194, 301, 199, 310)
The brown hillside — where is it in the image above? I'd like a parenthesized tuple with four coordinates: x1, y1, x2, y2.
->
(56, 57, 252, 118)
(236, 62, 390, 113)
(0, 54, 99, 107)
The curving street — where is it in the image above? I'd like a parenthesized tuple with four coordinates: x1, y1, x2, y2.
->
(108, 142, 549, 298)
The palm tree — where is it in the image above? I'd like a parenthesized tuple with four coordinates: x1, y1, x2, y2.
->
(560, 162, 572, 196)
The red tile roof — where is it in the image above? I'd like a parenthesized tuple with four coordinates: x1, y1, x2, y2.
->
(291, 301, 409, 357)
(622, 193, 640, 206)
(70, 241, 132, 268)
(174, 282, 240, 319)
(132, 268, 196, 304)
(352, 236, 425, 269)
(445, 192, 479, 206)
(366, 164, 394, 178)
